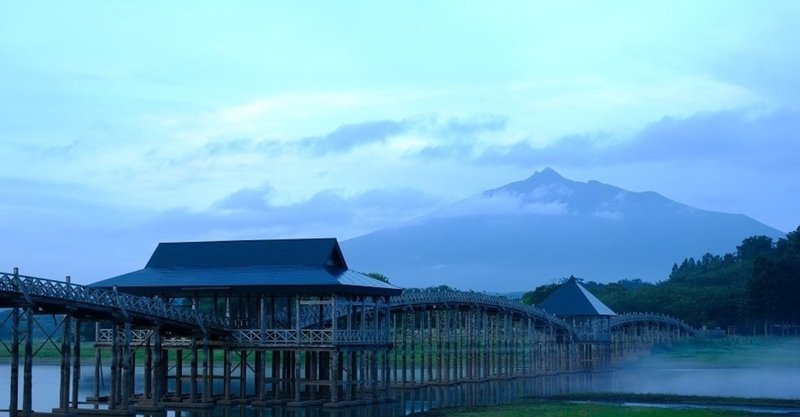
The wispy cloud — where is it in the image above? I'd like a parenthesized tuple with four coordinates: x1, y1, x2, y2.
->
(298, 119, 414, 154)
(412, 108, 799, 170)
(146, 185, 447, 240)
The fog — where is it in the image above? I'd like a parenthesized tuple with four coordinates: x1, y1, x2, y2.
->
(611, 339, 800, 399)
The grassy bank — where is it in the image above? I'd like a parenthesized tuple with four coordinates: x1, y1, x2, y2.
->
(542, 393, 800, 408)
(643, 337, 800, 368)
(417, 400, 777, 417)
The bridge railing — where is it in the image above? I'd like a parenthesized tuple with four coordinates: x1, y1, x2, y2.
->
(231, 328, 391, 347)
(611, 312, 696, 335)
(390, 291, 574, 333)
(0, 271, 229, 331)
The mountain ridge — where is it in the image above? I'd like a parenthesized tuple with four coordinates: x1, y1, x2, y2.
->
(342, 169, 784, 292)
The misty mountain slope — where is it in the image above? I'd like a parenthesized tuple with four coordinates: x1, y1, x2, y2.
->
(341, 168, 784, 292)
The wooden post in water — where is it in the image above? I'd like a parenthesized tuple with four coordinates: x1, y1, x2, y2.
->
(175, 349, 183, 401)
(144, 337, 152, 400)
(23, 305, 33, 417)
(202, 338, 211, 404)
(109, 324, 118, 410)
(189, 337, 198, 403)
(121, 321, 132, 410)
(71, 320, 81, 409)
(59, 296, 72, 411)
(93, 323, 101, 410)
(223, 347, 231, 401)
(153, 326, 163, 406)
(9, 306, 19, 417)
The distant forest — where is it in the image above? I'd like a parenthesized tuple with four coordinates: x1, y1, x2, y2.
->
(521, 225, 800, 335)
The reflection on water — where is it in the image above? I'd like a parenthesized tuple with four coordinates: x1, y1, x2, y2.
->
(0, 365, 798, 416)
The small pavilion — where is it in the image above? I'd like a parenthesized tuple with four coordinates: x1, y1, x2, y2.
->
(537, 277, 616, 369)
(90, 237, 401, 407)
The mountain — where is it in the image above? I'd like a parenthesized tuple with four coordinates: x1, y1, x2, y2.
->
(341, 168, 785, 292)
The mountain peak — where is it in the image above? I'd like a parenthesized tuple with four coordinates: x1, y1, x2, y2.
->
(527, 167, 564, 182)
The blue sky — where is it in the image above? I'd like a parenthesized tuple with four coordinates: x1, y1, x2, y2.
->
(1, 1, 799, 283)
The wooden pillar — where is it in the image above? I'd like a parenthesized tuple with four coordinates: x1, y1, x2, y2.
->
(9, 307, 19, 417)
(190, 337, 198, 403)
(23, 307, 33, 417)
(71, 320, 80, 409)
(144, 337, 153, 400)
(93, 324, 101, 409)
(410, 312, 416, 385)
(293, 351, 301, 402)
(121, 321, 132, 409)
(329, 350, 339, 403)
(153, 328, 163, 405)
(255, 351, 264, 400)
(401, 312, 407, 385)
(223, 347, 231, 401)
(270, 350, 279, 399)
(175, 349, 184, 400)
(240, 350, 248, 399)
(59, 311, 72, 410)
(202, 339, 211, 403)
(109, 324, 119, 409)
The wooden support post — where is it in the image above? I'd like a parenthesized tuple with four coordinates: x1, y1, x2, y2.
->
(121, 321, 132, 410)
(110, 324, 119, 409)
(144, 337, 152, 400)
(329, 350, 339, 403)
(93, 326, 101, 409)
(71, 320, 80, 409)
(153, 328, 163, 405)
(293, 351, 301, 402)
(190, 338, 198, 403)
(9, 307, 19, 417)
(419, 311, 426, 385)
(223, 347, 231, 401)
(202, 340, 211, 403)
(270, 350, 279, 400)
(240, 350, 248, 399)
(175, 349, 183, 400)
(401, 312, 407, 385)
(59, 311, 72, 411)
(253, 350, 266, 401)
(23, 307, 32, 417)
(410, 312, 416, 386)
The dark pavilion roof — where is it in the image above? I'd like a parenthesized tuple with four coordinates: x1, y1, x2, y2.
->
(537, 278, 616, 317)
(90, 238, 402, 296)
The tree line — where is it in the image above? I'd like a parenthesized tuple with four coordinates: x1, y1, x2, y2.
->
(521, 226, 800, 334)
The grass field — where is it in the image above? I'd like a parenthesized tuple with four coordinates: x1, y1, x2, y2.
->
(425, 401, 761, 417)
(643, 337, 800, 368)
(422, 399, 790, 417)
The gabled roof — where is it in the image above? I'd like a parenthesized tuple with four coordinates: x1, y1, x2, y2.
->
(144, 238, 348, 269)
(538, 278, 616, 317)
(90, 238, 400, 296)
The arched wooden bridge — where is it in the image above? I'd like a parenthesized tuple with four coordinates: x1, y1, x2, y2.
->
(0, 270, 695, 415)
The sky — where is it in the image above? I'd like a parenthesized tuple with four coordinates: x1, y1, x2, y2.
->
(1, 1, 799, 284)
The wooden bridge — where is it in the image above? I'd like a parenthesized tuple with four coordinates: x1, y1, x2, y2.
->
(0, 268, 695, 416)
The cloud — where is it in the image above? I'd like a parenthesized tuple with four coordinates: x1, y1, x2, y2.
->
(214, 183, 275, 211)
(611, 109, 800, 167)
(430, 191, 569, 219)
(414, 108, 799, 170)
(144, 185, 447, 240)
(299, 119, 414, 154)
(195, 112, 509, 159)
(437, 114, 507, 137)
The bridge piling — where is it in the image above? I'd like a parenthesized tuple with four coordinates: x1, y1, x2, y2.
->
(71, 320, 81, 410)
(9, 306, 19, 417)
(23, 306, 33, 417)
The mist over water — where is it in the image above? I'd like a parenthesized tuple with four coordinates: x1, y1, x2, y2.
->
(611, 365, 800, 399)
(610, 338, 800, 399)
